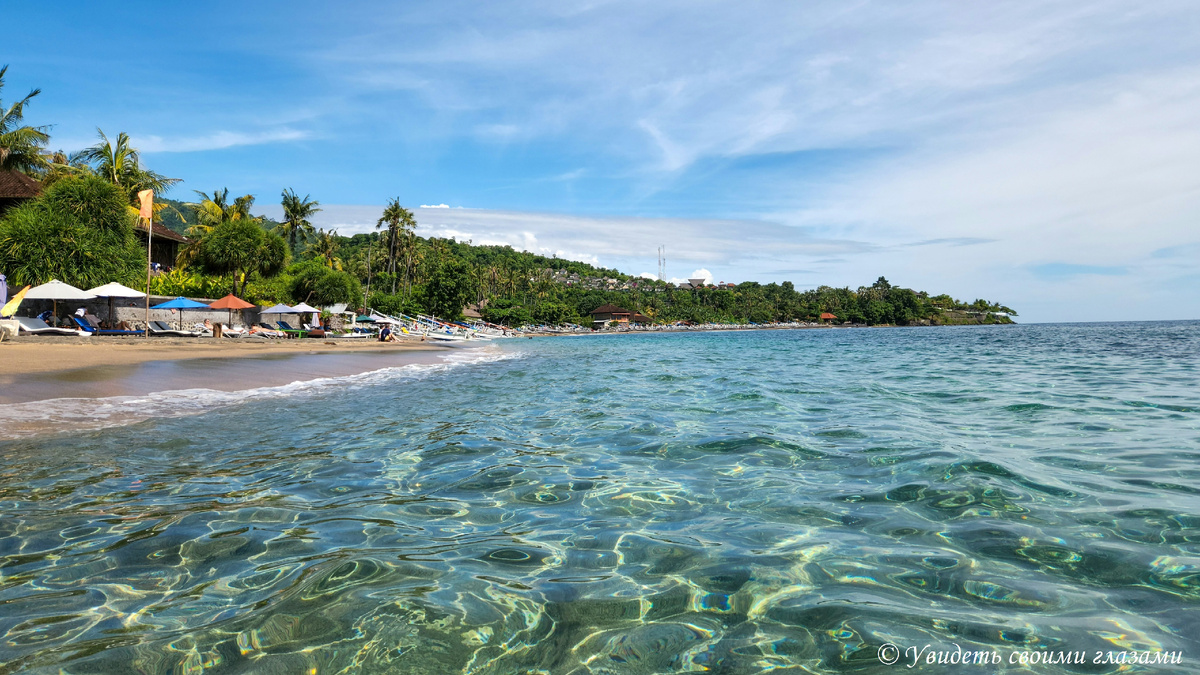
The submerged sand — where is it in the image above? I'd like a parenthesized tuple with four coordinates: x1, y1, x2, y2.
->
(0, 336, 450, 404)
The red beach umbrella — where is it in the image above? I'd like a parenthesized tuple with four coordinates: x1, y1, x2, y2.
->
(208, 293, 256, 327)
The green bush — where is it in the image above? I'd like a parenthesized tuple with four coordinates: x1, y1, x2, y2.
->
(0, 176, 144, 288)
(288, 261, 363, 308)
(149, 269, 232, 298)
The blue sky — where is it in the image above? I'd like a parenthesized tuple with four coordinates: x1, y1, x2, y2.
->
(7, 1, 1200, 322)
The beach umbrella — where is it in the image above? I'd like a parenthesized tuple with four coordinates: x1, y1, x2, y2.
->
(87, 282, 146, 327)
(151, 296, 212, 329)
(356, 315, 375, 323)
(1, 285, 30, 318)
(209, 293, 255, 327)
(291, 302, 321, 327)
(260, 303, 295, 329)
(25, 279, 97, 320)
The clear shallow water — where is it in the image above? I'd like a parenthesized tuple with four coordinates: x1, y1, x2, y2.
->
(1, 323, 1199, 674)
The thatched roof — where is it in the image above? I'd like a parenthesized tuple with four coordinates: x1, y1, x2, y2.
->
(135, 221, 190, 244)
(0, 170, 41, 199)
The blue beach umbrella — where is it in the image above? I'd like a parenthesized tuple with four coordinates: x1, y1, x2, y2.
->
(151, 296, 213, 329)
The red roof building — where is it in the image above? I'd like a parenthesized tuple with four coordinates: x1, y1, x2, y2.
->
(589, 303, 631, 327)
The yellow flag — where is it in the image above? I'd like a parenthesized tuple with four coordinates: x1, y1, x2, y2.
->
(138, 189, 154, 221)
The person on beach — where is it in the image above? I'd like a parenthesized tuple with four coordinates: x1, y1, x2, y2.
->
(379, 325, 393, 342)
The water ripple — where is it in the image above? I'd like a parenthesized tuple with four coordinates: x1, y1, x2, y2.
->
(1, 322, 1199, 672)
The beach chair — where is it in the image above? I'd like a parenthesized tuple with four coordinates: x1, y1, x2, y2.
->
(149, 320, 201, 338)
(16, 316, 91, 337)
(72, 317, 142, 336)
(254, 322, 288, 338)
(275, 321, 306, 337)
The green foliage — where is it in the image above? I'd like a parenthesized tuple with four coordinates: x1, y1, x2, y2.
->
(288, 261, 362, 308)
(148, 268, 232, 299)
(0, 65, 50, 174)
(192, 219, 288, 296)
(242, 272, 293, 305)
(418, 254, 473, 320)
(0, 176, 143, 287)
(481, 297, 533, 326)
(532, 301, 576, 325)
(364, 291, 427, 318)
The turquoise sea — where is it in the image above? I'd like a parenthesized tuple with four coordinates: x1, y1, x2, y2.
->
(1, 323, 1199, 673)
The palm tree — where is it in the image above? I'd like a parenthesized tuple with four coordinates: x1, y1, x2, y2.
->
(40, 149, 92, 187)
(0, 65, 49, 174)
(176, 188, 258, 267)
(312, 229, 342, 270)
(376, 198, 416, 294)
(77, 129, 180, 204)
(279, 188, 320, 253)
(186, 188, 260, 234)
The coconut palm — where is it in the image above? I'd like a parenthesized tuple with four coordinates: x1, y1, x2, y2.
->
(311, 229, 342, 270)
(376, 198, 416, 294)
(77, 129, 180, 204)
(279, 188, 320, 253)
(0, 66, 49, 174)
(39, 149, 92, 187)
(186, 188, 260, 234)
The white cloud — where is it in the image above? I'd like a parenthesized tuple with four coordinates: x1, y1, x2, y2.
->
(420, 204, 450, 209)
(131, 128, 309, 153)
(638, 272, 658, 280)
(689, 269, 713, 284)
(302, 205, 870, 270)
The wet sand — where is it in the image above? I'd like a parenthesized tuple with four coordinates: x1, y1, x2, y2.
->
(0, 336, 449, 404)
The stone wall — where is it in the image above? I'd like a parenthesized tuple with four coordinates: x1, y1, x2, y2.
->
(19, 296, 319, 330)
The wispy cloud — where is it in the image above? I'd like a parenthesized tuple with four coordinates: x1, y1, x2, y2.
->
(298, 205, 872, 268)
(1030, 263, 1128, 280)
(133, 128, 309, 153)
(905, 238, 997, 248)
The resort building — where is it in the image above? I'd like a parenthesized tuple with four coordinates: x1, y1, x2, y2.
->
(0, 170, 41, 215)
(135, 222, 189, 269)
(590, 303, 631, 328)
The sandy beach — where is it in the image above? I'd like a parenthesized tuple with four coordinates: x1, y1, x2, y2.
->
(0, 336, 451, 404)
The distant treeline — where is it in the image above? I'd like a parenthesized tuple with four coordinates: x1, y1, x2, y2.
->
(334, 233, 1015, 326)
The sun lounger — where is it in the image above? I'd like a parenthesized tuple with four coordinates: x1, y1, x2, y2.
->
(16, 316, 91, 337)
(276, 321, 306, 337)
(149, 320, 201, 337)
(72, 317, 142, 336)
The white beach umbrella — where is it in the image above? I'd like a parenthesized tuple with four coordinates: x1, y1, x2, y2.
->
(260, 303, 295, 314)
(25, 279, 97, 319)
(291, 302, 321, 327)
(87, 282, 146, 326)
(87, 282, 145, 298)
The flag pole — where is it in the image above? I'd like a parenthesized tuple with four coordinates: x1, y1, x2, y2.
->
(145, 215, 152, 337)
(139, 189, 154, 338)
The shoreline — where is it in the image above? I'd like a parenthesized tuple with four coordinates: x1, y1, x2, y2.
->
(0, 337, 450, 405)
